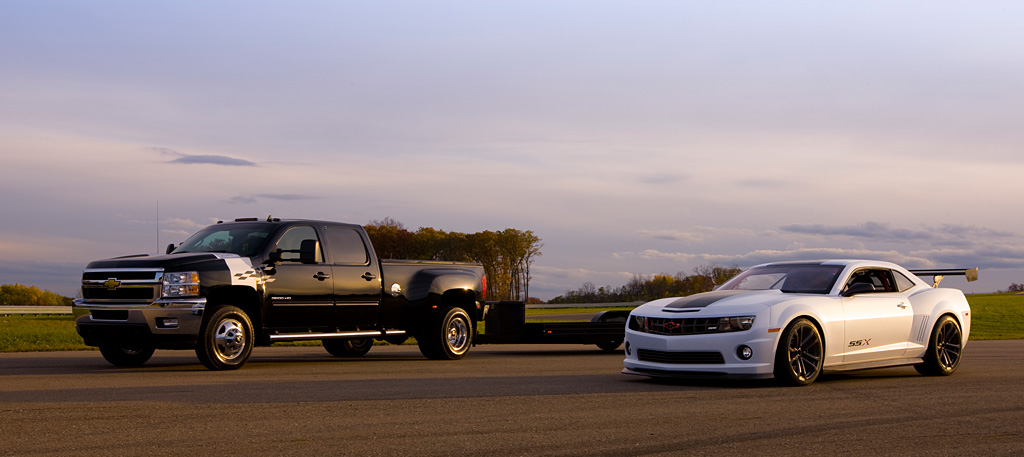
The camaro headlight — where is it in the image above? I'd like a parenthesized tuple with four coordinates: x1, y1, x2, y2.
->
(630, 315, 756, 335)
(162, 271, 199, 297)
(724, 316, 756, 332)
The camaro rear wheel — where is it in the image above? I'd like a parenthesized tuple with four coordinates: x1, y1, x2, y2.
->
(195, 305, 254, 370)
(775, 318, 823, 386)
(915, 315, 963, 376)
(323, 338, 373, 357)
(99, 343, 155, 367)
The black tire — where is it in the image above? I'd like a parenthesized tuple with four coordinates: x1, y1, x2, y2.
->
(195, 305, 254, 370)
(774, 318, 824, 386)
(418, 307, 473, 360)
(596, 340, 623, 351)
(99, 343, 155, 367)
(915, 315, 963, 376)
(323, 338, 373, 357)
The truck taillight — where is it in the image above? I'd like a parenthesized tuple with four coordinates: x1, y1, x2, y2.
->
(481, 275, 487, 300)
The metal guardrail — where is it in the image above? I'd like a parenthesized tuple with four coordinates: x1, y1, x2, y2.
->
(526, 301, 644, 309)
(0, 306, 73, 315)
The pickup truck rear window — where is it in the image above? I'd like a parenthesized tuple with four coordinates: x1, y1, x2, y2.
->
(326, 226, 370, 265)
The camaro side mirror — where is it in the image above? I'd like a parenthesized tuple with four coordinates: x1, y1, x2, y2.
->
(842, 283, 876, 297)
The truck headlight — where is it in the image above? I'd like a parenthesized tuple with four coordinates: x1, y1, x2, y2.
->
(162, 271, 199, 297)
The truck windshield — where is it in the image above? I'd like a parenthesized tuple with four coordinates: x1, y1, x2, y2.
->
(719, 264, 843, 294)
(171, 224, 273, 257)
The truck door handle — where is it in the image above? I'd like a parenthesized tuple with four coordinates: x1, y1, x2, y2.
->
(313, 272, 331, 281)
(361, 272, 376, 281)
(896, 302, 907, 309)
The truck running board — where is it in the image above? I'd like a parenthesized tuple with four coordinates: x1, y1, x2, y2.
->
(268, 329, 406, 342)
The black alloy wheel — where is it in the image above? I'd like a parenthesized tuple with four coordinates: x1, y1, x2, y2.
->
(915, 315, 963, 376)
(775, 318, 824, 386)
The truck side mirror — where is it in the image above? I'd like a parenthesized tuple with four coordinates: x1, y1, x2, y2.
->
(166, 243, 176, 255)
(299, 240, 319, 264)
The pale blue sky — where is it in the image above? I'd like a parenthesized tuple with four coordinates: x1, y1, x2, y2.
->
(2, 1, 1022, 298)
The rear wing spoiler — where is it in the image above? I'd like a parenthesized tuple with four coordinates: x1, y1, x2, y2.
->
(908, 268, 979, 288)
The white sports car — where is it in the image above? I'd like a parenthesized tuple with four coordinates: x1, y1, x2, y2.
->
(622, 260, 975, 385)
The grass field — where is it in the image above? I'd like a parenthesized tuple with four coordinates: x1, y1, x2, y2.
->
(1, 294, 1020, 352)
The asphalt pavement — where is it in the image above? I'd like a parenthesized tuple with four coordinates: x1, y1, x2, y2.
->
(1, 340, 1022, 456)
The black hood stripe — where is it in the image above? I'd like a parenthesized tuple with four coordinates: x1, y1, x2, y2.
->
(665, 290, 751, 309)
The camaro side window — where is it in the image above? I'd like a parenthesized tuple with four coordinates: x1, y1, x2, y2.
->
(844, 269, 897, 294)
(274, 226, 324, 263)
(893, 271, 916, 292)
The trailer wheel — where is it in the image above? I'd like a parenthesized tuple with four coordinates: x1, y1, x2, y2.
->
(323, 338, 373, 357)
(418, 307, 473, 360)
(596, 340, 623, 351)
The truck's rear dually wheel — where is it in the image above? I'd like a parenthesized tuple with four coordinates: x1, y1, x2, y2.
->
(418, 307, 472, 360)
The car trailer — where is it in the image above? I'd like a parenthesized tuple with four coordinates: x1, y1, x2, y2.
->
(474, 301, 630, 351)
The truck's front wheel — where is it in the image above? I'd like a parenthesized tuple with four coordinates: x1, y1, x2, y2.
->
(195, 305, 254, 370)
(99, 343, 155, 367)
(418, 307, 472, 360)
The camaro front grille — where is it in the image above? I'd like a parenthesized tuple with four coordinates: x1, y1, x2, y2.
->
(637, 349, 725, 365)
(630, 316, 729, 335)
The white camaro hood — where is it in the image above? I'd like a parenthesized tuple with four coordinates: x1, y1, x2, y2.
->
(633, 289, 783, 317)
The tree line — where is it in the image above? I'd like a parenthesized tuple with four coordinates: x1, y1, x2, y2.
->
(363, 218, 542, 301)
(548, 265, 742, 304)
(0, 284, 73, 306)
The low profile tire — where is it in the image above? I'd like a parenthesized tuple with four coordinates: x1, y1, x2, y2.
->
(774, 318, 824, 386)
(99, 343, 155, 367)
(195, 305, 254, 370)
(596, 340, 623, 352)
(418, 307, 473, 360)
(915, 315, 963, 376)
(323, 338, 373, 357)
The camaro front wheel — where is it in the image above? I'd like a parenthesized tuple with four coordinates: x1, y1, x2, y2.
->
(915, 315, 963, 376)
(774, 318, 823, 386)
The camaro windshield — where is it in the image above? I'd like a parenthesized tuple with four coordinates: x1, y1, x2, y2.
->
(719, 264, 843, 294)
(171, 224, 273, 257)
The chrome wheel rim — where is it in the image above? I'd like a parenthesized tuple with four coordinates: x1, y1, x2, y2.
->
(787, 324, 822, 381)
(936, 320, 962, 370)
(213, 318, 247, 361)
(446, 315, 469, 355)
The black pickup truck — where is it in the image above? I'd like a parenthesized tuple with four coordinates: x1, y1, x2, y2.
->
(74, 218, 487, 370)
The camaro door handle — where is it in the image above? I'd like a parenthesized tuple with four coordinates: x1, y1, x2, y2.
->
(896, 302, 907, 309)
(313, 272, 331, 281)
(361, 272, 377, 281)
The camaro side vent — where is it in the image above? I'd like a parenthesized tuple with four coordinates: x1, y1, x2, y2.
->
(630, 316, 730, 335)
(637, 349, 725, 365)
(915, 315, 931, 343)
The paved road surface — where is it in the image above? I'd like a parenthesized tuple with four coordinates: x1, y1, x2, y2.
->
(1, 340, 1022, 456)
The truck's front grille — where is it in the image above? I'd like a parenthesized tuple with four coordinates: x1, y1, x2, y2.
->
(82, 287, 158, 301)
(81, 269, 163, 303)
